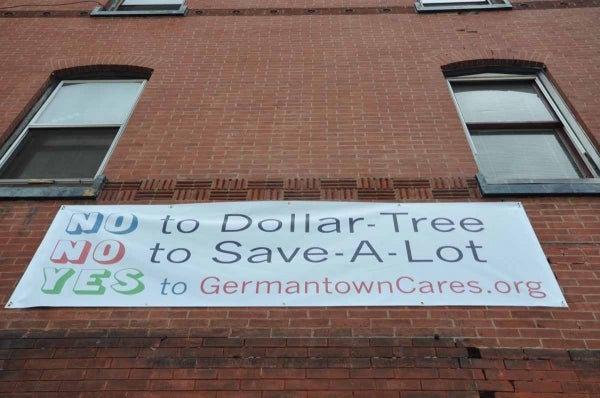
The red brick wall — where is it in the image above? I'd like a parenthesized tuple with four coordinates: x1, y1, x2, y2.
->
(1, 335, 598, 397)
(2, 7, 600, 180)
(0, 2, 598, 396)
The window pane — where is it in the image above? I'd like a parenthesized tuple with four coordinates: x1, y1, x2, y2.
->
(471, 130, 582, 180)
(422, 0, 486, 3)
(0, 127, 118, 179)
(122, 0, 183, 4)
(34, 82, 142, 126)
(452, 81, 556, 123)
(119, 0, 183, 10)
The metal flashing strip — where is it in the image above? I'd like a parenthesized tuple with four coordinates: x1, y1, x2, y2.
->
(0, 176, 105, 200)
(476, 173, 600, 196)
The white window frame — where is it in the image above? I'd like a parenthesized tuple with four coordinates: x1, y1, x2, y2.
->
(415, 0, 512, 13)
(0, 79, 146, 184)
(91, 0, 187, 16)
(116, 0, 185, 10)
(447, 72, 600, 194)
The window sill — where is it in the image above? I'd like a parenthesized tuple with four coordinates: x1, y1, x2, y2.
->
(476, 173, 600, 196)
(0, 176, 105, 200)
(414, 2, 512, 13)
(90, 6, 187, 17)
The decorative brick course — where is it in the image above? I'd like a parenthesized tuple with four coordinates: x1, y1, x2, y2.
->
(99, 177, 479, 202)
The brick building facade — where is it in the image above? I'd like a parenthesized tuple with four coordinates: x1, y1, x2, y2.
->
(0, 0, 599, 396)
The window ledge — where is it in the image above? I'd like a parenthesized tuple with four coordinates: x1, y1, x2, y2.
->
(0, 176, 105, 200)
(90, 6, 187, 17)
(414, 1, 512, 13)
(476, 173, 600, 196)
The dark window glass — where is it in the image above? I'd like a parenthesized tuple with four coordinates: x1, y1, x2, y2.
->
(0, 127, 118, 179)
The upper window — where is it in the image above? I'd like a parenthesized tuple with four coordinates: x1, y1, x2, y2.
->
(117, 0, 184, 11)
(447, 72, 600, 195)
(91, 0, 187, 16)
(415, 0, 512, 13)
(0, 80, 145, 196)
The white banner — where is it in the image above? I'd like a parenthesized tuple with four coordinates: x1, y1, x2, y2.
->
(7, 201, 567, 308)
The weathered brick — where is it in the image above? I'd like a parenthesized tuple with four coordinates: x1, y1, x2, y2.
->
(514, 381, 564, 393)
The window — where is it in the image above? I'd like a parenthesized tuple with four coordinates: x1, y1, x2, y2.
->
(447, 72, 600, 195)
(91, 0, 187, 16)
(0, 80, 145, 197)
(415, 0, 512, 13)
(116, 0, 184, 11)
